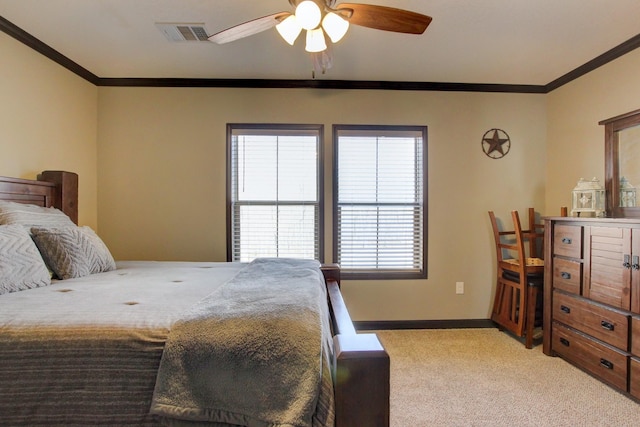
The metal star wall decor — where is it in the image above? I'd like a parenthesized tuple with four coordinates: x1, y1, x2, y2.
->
(481, 128, 510, 159)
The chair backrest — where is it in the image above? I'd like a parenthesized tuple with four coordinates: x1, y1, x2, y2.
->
(488, 211, 519, 265)
(488, 209, 544, 266)
(525, 207, 545, 259)
(511, 210, 531, 277)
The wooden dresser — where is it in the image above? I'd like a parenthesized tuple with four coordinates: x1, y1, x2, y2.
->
(543, 217, 640, 399)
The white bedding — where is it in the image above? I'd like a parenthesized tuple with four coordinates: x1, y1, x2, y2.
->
(0, 261, 245, 426)
(151, 258, 334, 427)
(0, 261, 245, 328)
(0, 260, 335, 427)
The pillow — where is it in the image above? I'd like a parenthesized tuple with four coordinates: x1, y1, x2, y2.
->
(31, 226, 116, 279)
(0, 200, 75, 232)
(0, 224, 51, 294)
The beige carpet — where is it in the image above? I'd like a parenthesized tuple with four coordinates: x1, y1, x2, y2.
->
(374, 328, 640, 426)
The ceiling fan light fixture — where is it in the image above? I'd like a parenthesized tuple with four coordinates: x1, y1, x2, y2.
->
(321, 12, 349, 43)
(210, 1, 433, 75)
(295, 1, 322, 30)
(276, 15, 302, 45)
(305, 28, 327, 52)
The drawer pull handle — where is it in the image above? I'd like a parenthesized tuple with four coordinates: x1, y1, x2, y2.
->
(561, 237, 572, 245)
(600, 320, 615, 331)
(600, 359, 614, 370)
(560, 271, 571, 280)
(559, 338, 570, 347)
(560, 305, 571, 314)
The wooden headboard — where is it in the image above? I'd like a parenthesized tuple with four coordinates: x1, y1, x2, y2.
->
(0, 171, 78, 224)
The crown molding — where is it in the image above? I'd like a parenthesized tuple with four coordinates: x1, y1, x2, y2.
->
(0, 15, 100, 85)
(97, 77, 546, 92)
(2, 16, 639, 94)
(545, 32, 640, 92)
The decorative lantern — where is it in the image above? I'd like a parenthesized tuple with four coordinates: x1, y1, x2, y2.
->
(571, 177, 605, 217)
(620, 176, 637, 207)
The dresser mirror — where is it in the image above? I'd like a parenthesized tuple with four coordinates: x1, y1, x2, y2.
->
(602, 108, 640, 218)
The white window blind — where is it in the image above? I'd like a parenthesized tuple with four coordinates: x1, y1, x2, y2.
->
(334, 126, 426, 278)
(228, 125, 322, 262)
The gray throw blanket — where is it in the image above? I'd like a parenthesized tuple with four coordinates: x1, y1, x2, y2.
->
(150, 258, 332, 427)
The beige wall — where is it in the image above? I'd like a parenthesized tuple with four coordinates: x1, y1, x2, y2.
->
(0, 32, 99, 228)
(546, 48, 640, 213)
(97, 87, 546, 320)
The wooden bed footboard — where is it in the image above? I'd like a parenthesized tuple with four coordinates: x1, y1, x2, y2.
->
(321, 266, 391, 427)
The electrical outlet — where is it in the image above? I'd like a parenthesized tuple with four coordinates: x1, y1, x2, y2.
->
(456, 281, 464, 294)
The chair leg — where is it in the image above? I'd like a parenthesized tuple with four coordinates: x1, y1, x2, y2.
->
(492, 278, 503, 317)
(510, 288, 518, 321)
(525, 286, 539, 349)
(492, 280, 507, 331)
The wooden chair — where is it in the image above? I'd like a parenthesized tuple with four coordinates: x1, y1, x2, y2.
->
(489, 209, 544, 348)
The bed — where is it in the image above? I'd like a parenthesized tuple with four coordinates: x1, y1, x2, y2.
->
(0, 171, 389, 427)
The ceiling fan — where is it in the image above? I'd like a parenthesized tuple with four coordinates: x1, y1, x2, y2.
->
(208, 0, 432, 76)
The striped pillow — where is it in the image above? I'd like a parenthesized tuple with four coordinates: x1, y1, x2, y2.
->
(31, 226, 116, 280)
(0, 225, 51, 294)
(0, 200, 75, 232)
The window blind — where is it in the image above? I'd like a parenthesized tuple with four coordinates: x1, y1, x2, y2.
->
(334, 126, 426, 278)
(228, 125, 322, 262)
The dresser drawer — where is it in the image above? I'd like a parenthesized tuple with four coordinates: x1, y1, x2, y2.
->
(631, 357, 640, 399)
(553, 225, 582, 258)
(552, 322, 628, 391)
(632, 317, 640, 356)
(553, 257, 582, 294)
(553, 291, 629, 350)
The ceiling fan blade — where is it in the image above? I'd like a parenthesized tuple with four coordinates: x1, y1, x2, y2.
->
(337, 3, 432, 34)
(208, 12, 290, 44)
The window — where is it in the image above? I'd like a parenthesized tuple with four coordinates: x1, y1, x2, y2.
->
(333, 125, 427, 279)
(227, 124, 323, 262)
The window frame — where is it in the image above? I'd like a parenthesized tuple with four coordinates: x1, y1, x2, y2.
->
(226, 123, 324, 263)
(332, 124, 428, 280)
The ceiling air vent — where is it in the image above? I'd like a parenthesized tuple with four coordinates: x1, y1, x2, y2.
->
(156, 23, 210, 42)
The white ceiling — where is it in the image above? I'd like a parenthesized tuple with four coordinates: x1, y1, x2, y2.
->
(1, 0, 639, 85)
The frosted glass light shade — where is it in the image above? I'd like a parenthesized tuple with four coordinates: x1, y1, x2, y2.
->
(296, 1, 322, 30)
(276, 15, 302, 45)
(322, 12, 349, 43)
(305, 28, 327, 52)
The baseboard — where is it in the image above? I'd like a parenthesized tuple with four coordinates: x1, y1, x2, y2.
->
(354, 319, 495, 331)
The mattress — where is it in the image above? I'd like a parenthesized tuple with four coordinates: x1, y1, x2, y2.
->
(0, 260, 333, 426)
